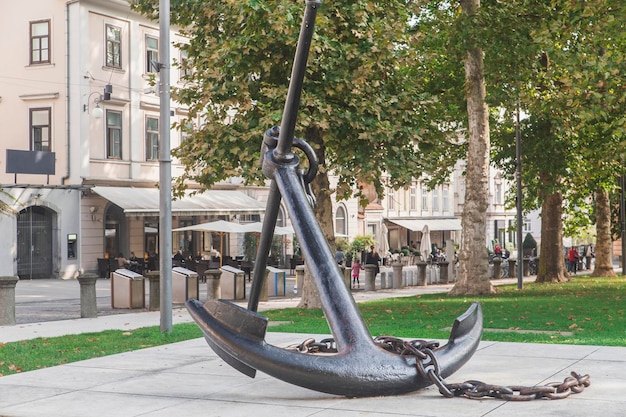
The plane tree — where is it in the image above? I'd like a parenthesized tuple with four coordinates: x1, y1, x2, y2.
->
(490, 0, 625, 281)
(131, 0, 445, 307)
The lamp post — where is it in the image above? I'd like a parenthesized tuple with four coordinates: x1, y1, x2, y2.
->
(619, 155, 626, 276)
(515, 102, 523, 289)
(158, 0, 173, 333)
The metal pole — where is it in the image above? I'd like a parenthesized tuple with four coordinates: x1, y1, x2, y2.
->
(619, 156, 626, 276)
(158, 0, 172, 332)
(515, 102, 523, 289)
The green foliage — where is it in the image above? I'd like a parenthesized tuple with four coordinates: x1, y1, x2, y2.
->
(243, 232, 258, 261)
(130, 0, 433, 201)
(522, 233, 537, 249)
(335, 237, 350, 253)
(350, 235, 375, 253)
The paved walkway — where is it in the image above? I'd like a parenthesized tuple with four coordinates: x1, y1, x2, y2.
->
(1, 275, 625, 416)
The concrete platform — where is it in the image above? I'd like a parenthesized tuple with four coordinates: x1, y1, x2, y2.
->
(1, 276, 624, 416)
(0, 332, 623, 417)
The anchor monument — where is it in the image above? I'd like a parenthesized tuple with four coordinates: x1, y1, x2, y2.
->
(186, 0, 483, 397)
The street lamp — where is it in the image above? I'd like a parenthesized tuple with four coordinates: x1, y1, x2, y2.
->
(515, 101, 523, 289)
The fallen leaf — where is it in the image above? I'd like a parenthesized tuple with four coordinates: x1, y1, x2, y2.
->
(568, 323, 578, 329)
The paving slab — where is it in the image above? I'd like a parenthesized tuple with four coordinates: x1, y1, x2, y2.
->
(1, 334, 622, 417)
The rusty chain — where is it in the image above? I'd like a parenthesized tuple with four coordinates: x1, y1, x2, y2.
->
(290, 336, 591, 400)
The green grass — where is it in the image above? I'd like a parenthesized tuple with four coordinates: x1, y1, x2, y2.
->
(0, 324, 203, 377)
(1, 275, 624, 378)
(264, 275, 626, 346)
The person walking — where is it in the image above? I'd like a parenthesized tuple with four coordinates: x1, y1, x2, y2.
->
(351, 258, 364, 288)
(365, 245, 381, 275)
(568, 246, 579, 274)
(335, 248, 345, 266)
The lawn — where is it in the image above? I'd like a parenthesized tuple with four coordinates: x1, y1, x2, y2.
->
(264, 275, 626, 346)
(1, 275, 624, 377)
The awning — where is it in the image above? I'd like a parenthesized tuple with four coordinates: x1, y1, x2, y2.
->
(387, 218, 462, 232)
(91, 186, 265, 217)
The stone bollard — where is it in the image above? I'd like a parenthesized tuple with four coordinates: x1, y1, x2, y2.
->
(145, 271, 161, 311)
(380, 269, 388, 289)
(205, 269, 222, 300)
(509, 259, 517, 278)
(295, 265, 305, 294)
(78, 273, 99, 318)
(523, 257, 530, 276)
(439, 261, 450, 284)
(364, 264, 377, 291)
(342, 266, 351, 290)
(391, 262, 403, 289)
(492, 257, 502, 280)
(416, 262, 427, 286)
(0, 276, 19, 326)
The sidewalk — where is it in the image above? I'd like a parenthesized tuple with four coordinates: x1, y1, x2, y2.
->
(1, 276, 625, 416)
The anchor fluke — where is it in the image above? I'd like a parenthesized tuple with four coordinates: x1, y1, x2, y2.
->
(187, 298, 268, 378)
(187, 298, 483, 397)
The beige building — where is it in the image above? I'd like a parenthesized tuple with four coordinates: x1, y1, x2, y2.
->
(0, 0, 520, 280)
(0, 0, 267, 279)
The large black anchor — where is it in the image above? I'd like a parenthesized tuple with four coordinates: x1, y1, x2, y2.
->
(187, 0, 483, 398)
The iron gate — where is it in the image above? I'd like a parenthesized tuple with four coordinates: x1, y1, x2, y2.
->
(17, 206, 53, 279)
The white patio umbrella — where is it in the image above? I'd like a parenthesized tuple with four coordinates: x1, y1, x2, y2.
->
(172, 220, 247, 266)
(420, 224, 432, 262)
(240, 222, 294, 235)
(379, 223, 389, 257)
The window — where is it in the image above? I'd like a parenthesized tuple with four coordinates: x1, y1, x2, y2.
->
(105, 25, 121, 68)
(421, 187, 428, 210)
(30, 20, 50, 64)
(335, 206, 347, 236)
(180, 48, 192, 79)
(145, 117, 159, 160)
(432, 188, 439, 212)
(181, 121, 193, 143)
(146, 36, 159, 73)
(442, 186, 449, 212)
(523, 217, 532, 233)
(30, 108, 51, 151)
(387, 188, 395, 210)
(409, 186, 417, 211)
(495, 182, 503, 205)
(106, 110, 122, 159)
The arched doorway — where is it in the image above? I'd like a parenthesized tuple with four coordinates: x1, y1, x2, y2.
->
(17, 206, 55, 279)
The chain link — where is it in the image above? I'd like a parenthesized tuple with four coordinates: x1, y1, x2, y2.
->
(291, 336, 591, 401)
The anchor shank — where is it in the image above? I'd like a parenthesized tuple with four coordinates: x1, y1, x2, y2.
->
(271, 159, 374, 349)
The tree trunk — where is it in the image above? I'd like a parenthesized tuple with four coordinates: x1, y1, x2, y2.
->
(591, 188, 616, 277)
(450, 0, 494, 296)
(297, 126, 332, 309)
(535, 191, 569, 283)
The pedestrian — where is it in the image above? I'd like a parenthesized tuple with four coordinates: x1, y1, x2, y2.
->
(568, 246, 579, 274)
(365, 245, 381, 275)
(351, 258, 363, 288)
(335, 248, 345, 266)
(494, 243, 502, 258)
(116, 252, 129, 268)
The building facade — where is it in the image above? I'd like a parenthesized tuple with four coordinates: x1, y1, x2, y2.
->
(1, 0, 519, 280)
